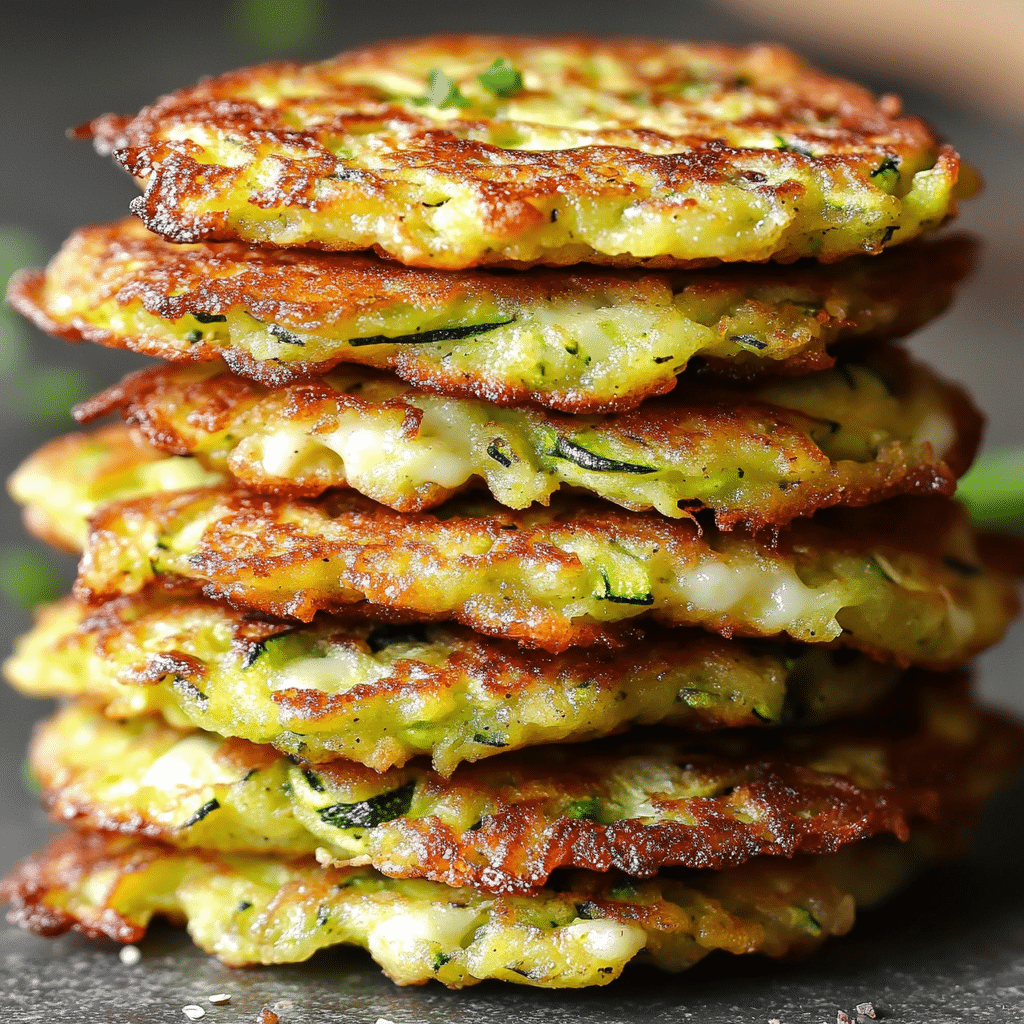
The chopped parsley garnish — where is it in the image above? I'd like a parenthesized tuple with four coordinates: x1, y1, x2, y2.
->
(478, 58, 524, 98)
(418, 69, 470, 109)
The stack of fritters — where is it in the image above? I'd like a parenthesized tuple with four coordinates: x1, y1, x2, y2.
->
(3, 37, 1022, 989)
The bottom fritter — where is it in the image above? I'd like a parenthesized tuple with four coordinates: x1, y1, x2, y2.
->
(2, 829, 937, 988)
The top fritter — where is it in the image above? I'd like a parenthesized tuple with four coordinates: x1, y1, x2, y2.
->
(82, 36, 976, 269)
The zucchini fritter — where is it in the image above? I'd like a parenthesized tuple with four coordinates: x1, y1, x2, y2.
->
(31, 678, 1021, 892)
(6, 593, 901, 773)
(8, 219, 973, 409)
(0, 829, 932, 985)
(59, 478, 1017, 663)
(76, 347, 980, 530)
(8, 425, 224, 552)
(80, 37, 977, 268)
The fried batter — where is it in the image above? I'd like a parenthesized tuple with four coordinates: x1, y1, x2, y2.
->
(7, 424, 224, 552)
(8, 219, 974, 409)
(80, 37, 977, 268)
(57, 470, 1017, 662)
(5, 593, 901, 774)
(30, 678, 1021, 893)
(0, 829, 935, 985)
(75, 346, 980, 530)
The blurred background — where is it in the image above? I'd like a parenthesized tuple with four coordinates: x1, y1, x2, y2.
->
(1, 0, 1021, 877)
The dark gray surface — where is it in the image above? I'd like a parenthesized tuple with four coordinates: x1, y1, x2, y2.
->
(4, 772, 1024, 1024)
(1, 2, 1022, 1021)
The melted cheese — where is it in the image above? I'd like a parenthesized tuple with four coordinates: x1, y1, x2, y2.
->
(564, 919, 648, 961)
(672, 559, 835, 637)
(139, 735, 240, 791)
(271, 647, 389, 695)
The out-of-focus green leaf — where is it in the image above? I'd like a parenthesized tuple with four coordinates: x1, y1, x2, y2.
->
(0, 224, 48, 380)
(21, 758, 41, 797)
(0, 224, 47, 290)
(957, 448, 1024, 526)
(0, 312, 29, 378)
(22, 367, 98, 424)
(0, 546, 60, 607)
(232, 0, 321, 53)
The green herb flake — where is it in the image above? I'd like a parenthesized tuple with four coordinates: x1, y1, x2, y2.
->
(418, 69, 471, 109)
(574, 900, 601, 920)
(870, 157, 900, 179)
(478, 58, 524, 98)
(172, 675, 209, 711)
(241, 639, 267, 669)
(867, 557, 895, 583)
(564, 798, 602, 822)
(802, 909, 823, 935)
(486, 441, 514, 468)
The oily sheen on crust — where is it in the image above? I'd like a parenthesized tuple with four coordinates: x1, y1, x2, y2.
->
(0, 829, 934, 985)
(65, 485, 1018, 665)
(80, 37, 977, 268)
(5, 593, 903, 774)
(30, 677, 1023, 893)
(7, 220, 975, 410)
(73, 346, 981, 530)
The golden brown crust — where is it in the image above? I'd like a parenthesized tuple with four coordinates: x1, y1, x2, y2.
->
(68, 346, 982, 531)
(7, 220, 976, 410)
(0, 827, 929, 985)
(312, 676, 1024, 890)
(0, 832, 168, 942)
(79, 37, 972, 268)
(7, 591, 907, 774)
(28, 676, 1024, 893)
(70, 486, 1020, 665)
